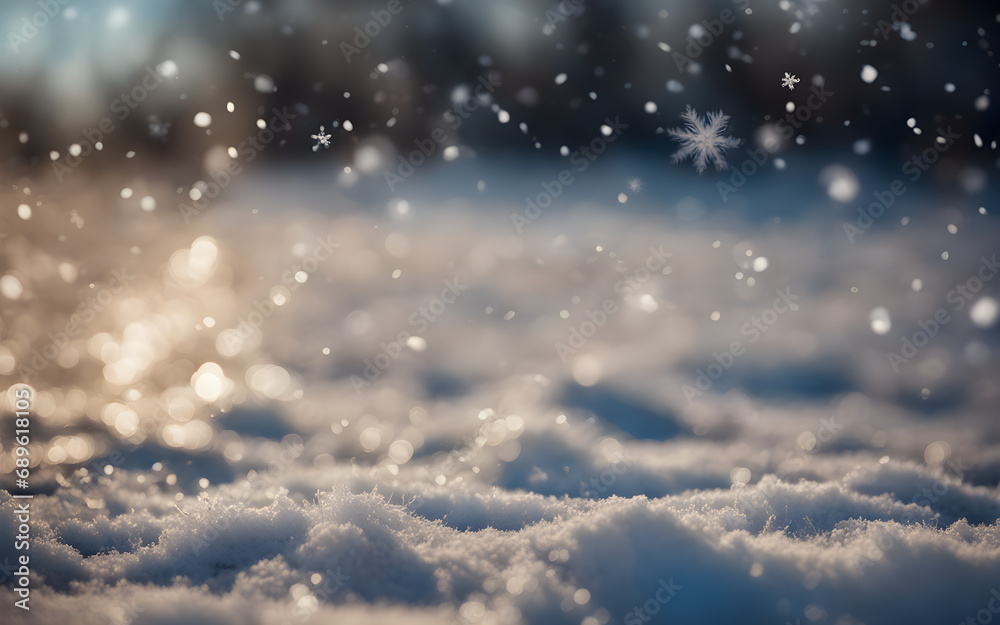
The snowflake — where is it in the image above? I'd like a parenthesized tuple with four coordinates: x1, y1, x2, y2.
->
(311, 126, 332, 152)
(667, 106, 742, 173)
(147, 115, 171, 141)
(781, 72, 801, 90)
(627, 177, 643, 192)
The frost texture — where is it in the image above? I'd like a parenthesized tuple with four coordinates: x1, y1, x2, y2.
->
(667, 106, 742, 173)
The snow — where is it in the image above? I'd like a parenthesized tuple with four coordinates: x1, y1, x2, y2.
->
(3, 477, 1000, 625)
(667, 106, 742, 173)
(2, 168, 999, 624)
(311, 126, 332, 152)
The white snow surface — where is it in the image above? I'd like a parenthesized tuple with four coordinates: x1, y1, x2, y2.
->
(2, 172, 999, 625)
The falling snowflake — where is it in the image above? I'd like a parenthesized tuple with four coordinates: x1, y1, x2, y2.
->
(311, 126, 332, 152)
(627, 177, 643, 192)
(70, 210, 84, 228)
(781, 72, 801, 90)
(147, 115, 171, 141)
(667, 106, 742, 173)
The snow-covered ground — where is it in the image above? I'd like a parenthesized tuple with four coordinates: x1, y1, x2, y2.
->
(2, 164, 999, 625)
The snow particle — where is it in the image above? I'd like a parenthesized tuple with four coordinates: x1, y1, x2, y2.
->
(731, 467, 751, 485)
(0, 275, 24, 299)
(572, 356, 602, 387)
(254, 74, 275, 93)
(311, 126, 332, 151)
(157, 60, 178, 78)
(970, 297, 998, 328)
(870, 306, 892, 335)
(406, 336, 427, 351)
(819, 165, 860, 203)
(193, 112, 212, 128)
(924, 441, 951, 464)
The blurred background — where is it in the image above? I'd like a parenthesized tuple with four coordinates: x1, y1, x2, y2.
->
(0, 0, 996, 202)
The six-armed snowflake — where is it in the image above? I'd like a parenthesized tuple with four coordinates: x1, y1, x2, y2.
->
(667, 106, 742, 174)
(311, 126, 332, 151)
(781, 72, 801, 90)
